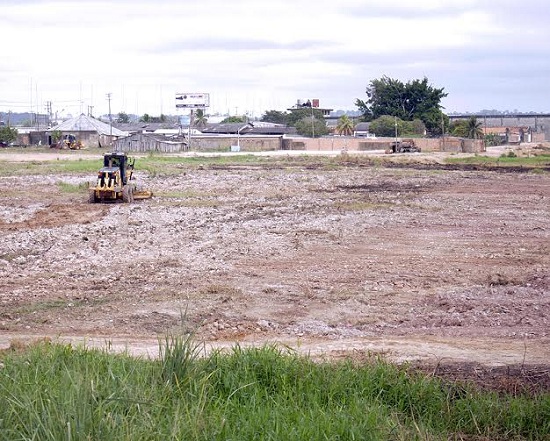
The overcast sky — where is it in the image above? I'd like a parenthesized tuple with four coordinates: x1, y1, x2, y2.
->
(1, 0, 549, 118)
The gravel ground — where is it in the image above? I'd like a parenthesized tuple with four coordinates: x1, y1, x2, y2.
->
(0, 149, 549, 377)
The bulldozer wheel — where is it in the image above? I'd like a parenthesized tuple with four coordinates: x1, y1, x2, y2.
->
(88, 190, 98, 204)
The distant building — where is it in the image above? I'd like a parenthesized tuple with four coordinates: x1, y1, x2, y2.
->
(47, 113, 127, 147)
(483, 126, 532, 144)
(287, 99, 333, 118)
(353, 122, 376, 138)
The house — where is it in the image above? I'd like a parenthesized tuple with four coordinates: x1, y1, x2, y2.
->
(353, 122, 375, 138)
(287, 98, 333, 118)
(47, 114, 127, 147)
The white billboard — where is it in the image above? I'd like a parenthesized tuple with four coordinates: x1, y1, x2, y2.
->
(175, 92, 210, 108)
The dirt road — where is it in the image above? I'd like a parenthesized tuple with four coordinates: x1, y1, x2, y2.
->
(0, 150, 549, 375)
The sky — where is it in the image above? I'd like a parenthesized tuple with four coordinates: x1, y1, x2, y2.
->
(1, 0, 549, 119)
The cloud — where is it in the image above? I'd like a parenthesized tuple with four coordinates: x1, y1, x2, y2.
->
(1, 0, 549, 116)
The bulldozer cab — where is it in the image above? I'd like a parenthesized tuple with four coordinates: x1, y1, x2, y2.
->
(103, 152, 134, 185)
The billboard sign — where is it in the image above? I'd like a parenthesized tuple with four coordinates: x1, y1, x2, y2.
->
(175, 92, 210, 108)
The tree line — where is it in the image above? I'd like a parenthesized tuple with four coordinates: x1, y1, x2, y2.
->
(258, 76, 486, 139)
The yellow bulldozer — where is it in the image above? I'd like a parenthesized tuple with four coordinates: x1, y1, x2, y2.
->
(55, 134, 83, 150)
(88, 152, 153, 203)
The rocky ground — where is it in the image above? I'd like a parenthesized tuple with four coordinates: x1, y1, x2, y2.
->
(0, 148, 549, 391)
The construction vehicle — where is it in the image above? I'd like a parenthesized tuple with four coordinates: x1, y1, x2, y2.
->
(388, 138, 421, 153)
(55, 134, 83, 150)
(88, 152, 153, 203)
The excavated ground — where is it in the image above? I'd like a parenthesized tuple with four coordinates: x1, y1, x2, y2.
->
(0, 149, 549, 393)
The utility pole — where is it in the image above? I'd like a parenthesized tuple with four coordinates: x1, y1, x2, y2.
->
(441, 113, 445, 151)
(106, 93, 113, 138)
(44, 101, 52, 127)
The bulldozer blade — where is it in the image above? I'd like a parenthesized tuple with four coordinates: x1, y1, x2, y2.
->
(133, 190, 153, 200)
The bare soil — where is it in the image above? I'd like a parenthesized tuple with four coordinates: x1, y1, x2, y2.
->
(0, 149, 549, 392)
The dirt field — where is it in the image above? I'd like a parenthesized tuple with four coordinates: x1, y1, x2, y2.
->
(0, 149, 549, 389)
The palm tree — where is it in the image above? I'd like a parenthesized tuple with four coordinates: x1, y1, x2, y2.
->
(335, 115, 355, 136)
(193, 109, 208, 129)
(467, 117, 483, 139)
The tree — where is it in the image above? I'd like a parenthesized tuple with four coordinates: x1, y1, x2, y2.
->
(404, 118, 426, 136)
(0, 126, 18, 145)
(117, 112, 130, 123)
(466, 116, 483, 139)
(356, 76, 447, 135)
(369, 115, 402, 137)
(193, 109, 208, 129)
(221, 115, 247, 123)
(139, 113, 167, 123)
(295, 116, 329, 137)
(450, 117, 483, 139)
(50, 129, 62, 144)
(261, 110, 288, 125)
(335, 115, 355, 136)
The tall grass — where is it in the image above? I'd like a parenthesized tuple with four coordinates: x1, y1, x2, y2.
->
(0, 339, 548, 440)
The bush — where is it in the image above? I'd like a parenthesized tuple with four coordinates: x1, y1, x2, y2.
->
(0, 126, 18, 145)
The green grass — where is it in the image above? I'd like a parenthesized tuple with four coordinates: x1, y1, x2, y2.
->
(0, 158, 101, 176)
(445, 153, 550, 167)
(0, 152, 290, 177)
(57, 181, 90, 193)
(0, 339, 548, 440)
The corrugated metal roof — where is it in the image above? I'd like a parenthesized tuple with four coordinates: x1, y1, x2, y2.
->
(50, 114, 127, 136)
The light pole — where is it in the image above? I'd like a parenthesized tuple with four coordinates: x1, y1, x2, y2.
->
(106, 93, 113, 139)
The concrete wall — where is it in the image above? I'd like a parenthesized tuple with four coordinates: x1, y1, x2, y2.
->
(283, 136, 485, 153)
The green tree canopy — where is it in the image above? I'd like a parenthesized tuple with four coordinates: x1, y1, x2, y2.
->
(356, 76, 448, 136)
(221, 115, 248, 123)
(450, 117, 483, 139)
(368, 116, 401, 137)
(193, 109, 208, 129)
(0, 126, 18, 144)
(116, 112, 130, 124)
(369, 116, 427, 137)
(50, 129, 62, 143)
(261, 110, 289, 125)
(286, 108, 325, 126)
(335, 115, 355, 136)
(295, 116, 329, 138)
(139, 113, 167, 123)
